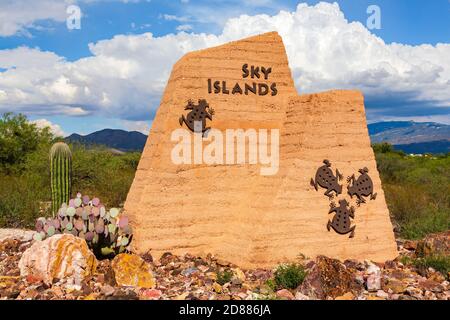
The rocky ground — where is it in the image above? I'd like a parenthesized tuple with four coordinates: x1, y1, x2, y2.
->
(0, 229, 448, 300)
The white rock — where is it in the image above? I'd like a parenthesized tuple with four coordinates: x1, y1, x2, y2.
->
(366, 274, 381, 292)
(19, 234, 97, 285)
(366, 263, 381, 275)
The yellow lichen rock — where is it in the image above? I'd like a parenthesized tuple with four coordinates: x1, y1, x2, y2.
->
(18, 234, 97, 285)
(111, 253, 155, 288)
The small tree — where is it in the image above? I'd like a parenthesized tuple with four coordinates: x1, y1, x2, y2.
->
(372, 142, 393, 154)
(0, 112, 53, 172)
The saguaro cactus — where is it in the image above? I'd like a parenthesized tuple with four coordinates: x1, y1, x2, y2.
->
(50, 142, 72, 215)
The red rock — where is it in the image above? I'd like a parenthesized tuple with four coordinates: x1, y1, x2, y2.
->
(300, 256, 363, 299)
(418, 280, 443, 293)
(140, 288, 162, 300)
(276, 289, 294, 300)
(26, 274, 43, 284)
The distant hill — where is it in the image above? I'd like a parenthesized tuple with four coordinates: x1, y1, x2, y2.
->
(369, 121, 450, 145)
(368, 121, 418, 136)
(368, 121, 450, 154)
(393, 140, 450, 155)
(66, 129, 147, 152)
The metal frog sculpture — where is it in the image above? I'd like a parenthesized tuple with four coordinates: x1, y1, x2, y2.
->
(347, 167, 377, 206)
(310, 159, 343, 199)
(179, 99, 215, 135)
(327, 199, 356, 238)
(310, 159, 379, 238)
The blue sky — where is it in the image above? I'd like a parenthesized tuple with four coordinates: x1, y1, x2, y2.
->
(0, 0, 449, 135)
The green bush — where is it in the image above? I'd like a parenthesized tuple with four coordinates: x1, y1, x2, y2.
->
(413, 255, 450, 280)
(400, 255, 449, 280)
(372, 142, 394, 154)
(0, 113, 53, 173)
(373, 144, 450, 240)
(70, 144, 140, 208)
(273, 263, 307, 290)
(0, 174, 49, 227)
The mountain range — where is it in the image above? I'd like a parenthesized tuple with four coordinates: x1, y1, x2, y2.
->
(368, 121, 450, 154)
(65, 121, 450, 154)
(66, 129, 147, 152)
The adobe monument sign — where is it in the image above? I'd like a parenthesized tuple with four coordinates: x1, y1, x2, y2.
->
(124, 32, 398, 268)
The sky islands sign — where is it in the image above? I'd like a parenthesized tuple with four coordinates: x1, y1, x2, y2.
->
(207, 64, 278, 96)
(124, 32, 398, 268)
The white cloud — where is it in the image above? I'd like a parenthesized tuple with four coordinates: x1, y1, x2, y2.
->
(176, 24, 193, 32)
(122, 120, 151, 134)
(162, 14, 191, 22)
(31, 118, 66, 137)
(0, 2, 449, 124)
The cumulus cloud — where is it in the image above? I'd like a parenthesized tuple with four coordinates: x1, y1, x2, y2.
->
(31, 118, 66, 137)
(0, 2, 449, 124)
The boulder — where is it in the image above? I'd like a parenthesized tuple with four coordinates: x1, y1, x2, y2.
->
(111, 253, 155, 288)
(299, 256, 363, 299)
(382, 279, 407, 294)
(276, 289, 294, 300)
(18, 234, 97, 285)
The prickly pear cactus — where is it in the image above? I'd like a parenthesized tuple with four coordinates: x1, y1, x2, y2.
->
(34, 193, 133, 259)
(50, 142, 72, 215)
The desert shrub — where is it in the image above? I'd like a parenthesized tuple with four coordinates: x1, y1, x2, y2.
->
(413, 255, 450, 280)
(70, 144, 141, 208)
(401, 255, 449, 280)
(374, 145, 450, 240)
(273, 263, 307, 290)
(0, 174, 49, 227)
(216, 269, 233, 285)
